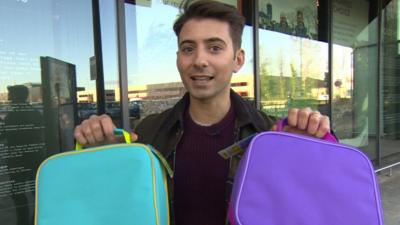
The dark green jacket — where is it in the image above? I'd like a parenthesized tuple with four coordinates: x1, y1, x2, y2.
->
(135, 90, 276, 224)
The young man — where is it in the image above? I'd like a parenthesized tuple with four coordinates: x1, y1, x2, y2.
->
(74, 1, 331, 224)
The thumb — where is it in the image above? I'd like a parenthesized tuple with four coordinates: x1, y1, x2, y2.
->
(130, 132, 139, 142)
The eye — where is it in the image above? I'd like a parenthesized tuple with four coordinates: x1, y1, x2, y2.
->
(210, 45, 223, 53)
(180, 46, 194, 54)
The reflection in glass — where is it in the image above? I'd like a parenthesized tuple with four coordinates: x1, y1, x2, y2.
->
(258, 0, 328, 120)
(258, 0, 317, 39)
(380, 0, 400, 165)
(331, 0, 379, 161)
(125, 1, 181, 128)
(40, 57, 77, 154)
(0, 84, 45, 225)
(0, 1, 95, 224)
(259, 31, 328, 118)
(99, 0, 120, 127)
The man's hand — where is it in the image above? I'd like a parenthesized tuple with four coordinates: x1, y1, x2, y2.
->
(74, 114, 138, 147)
(272, 107, 330, 138)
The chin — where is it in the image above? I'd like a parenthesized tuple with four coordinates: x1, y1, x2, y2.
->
(192, 84, 231, 98)
(190, 93, 213, 101)
(187, 89, 212, 100)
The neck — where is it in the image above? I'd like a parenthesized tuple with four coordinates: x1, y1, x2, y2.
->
(188, 92, 231, 126)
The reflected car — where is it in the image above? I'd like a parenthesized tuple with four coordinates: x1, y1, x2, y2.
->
(87, 101, 140, 119)
(77, 103, 97, 121)
(106, 102, 121, 119)
(129, 100, 141, 119)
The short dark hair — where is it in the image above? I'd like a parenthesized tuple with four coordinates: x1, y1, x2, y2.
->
(173, 0, 245, 50)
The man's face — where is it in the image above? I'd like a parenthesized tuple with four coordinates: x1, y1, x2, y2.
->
(176, 18, 244, 103)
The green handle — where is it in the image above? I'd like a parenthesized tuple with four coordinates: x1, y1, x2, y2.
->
(75, 128, 131, 150)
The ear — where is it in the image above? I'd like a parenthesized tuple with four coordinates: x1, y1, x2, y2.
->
(233, 49, 245, 73)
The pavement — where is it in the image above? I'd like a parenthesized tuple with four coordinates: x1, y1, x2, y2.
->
(378, 165, 400, 225)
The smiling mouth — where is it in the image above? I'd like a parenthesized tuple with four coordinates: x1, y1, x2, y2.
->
(191, 76, 213, 81)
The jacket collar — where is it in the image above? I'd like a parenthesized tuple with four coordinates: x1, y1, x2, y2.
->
(163, 89, 266, 132)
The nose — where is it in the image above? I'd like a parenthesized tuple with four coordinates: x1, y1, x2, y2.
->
(193, 48, 208, 69)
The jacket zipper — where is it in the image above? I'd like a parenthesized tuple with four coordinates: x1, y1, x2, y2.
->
(172, 129, 184, 171)
(168, 129, 183, 225)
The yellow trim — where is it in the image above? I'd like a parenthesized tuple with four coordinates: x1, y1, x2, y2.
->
(34, 143, 168, 225)
(150, 147, 173, 178)
(122, 130, 131, 144)
(163, 168, 170, 225)
(146, 147, 161, 225)
(75, 142, 82, 150)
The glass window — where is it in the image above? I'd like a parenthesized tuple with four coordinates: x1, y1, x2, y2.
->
(99, 0, 121, 127)
(0, 1, 94, 224)
(125, 1, 181, 129)
(259, 0, 329, 118)
(331, 0, 379, 161)
(233, 26, 255, 104)
(380, 0, 400, 165)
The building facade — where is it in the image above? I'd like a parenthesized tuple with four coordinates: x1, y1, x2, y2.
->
(0, 0, 399, 224)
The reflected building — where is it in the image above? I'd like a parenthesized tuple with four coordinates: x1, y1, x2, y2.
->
(77, 89, 115, 103)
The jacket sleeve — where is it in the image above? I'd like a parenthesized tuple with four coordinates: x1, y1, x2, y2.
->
(257, 109, 279, 130)
(134, 113, 162, 144)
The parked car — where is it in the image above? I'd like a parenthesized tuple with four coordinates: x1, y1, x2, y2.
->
(106, 102, 121, 119)
(77, 103, 97, 121)
(129, 100, 141, 119)
(79, 101, 141, 120)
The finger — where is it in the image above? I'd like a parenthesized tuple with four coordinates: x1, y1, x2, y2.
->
(285, 126, 308, 135)
(307, 112, 321, 135)
(89, 115, 105, 143)
(297, 107, 312, 130)
(81, 119, 96, 145)
(270, 124, 277, 131)
(130, 132, 139, 142)
(99, 114, 117, 142)
(287, 108, 299, 127)
(74, 125, 87, 146)
(315, 116, 330, 138)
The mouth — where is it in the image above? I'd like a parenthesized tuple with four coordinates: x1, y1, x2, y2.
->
(190, 75, 214, 81)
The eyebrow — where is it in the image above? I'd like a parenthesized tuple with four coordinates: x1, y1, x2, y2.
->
(179, 37, 227, 47)
(205, 37, 226, 45)
(179, 40, 196, 47)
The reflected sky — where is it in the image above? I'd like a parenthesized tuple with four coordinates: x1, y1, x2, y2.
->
(260, 29, 329, 79)
(0, 0, 254, 93)
(0, 0, 94, 92)
(0, 0, 352, 95)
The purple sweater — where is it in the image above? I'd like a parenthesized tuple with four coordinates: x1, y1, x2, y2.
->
(174, 106, 235, 225)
